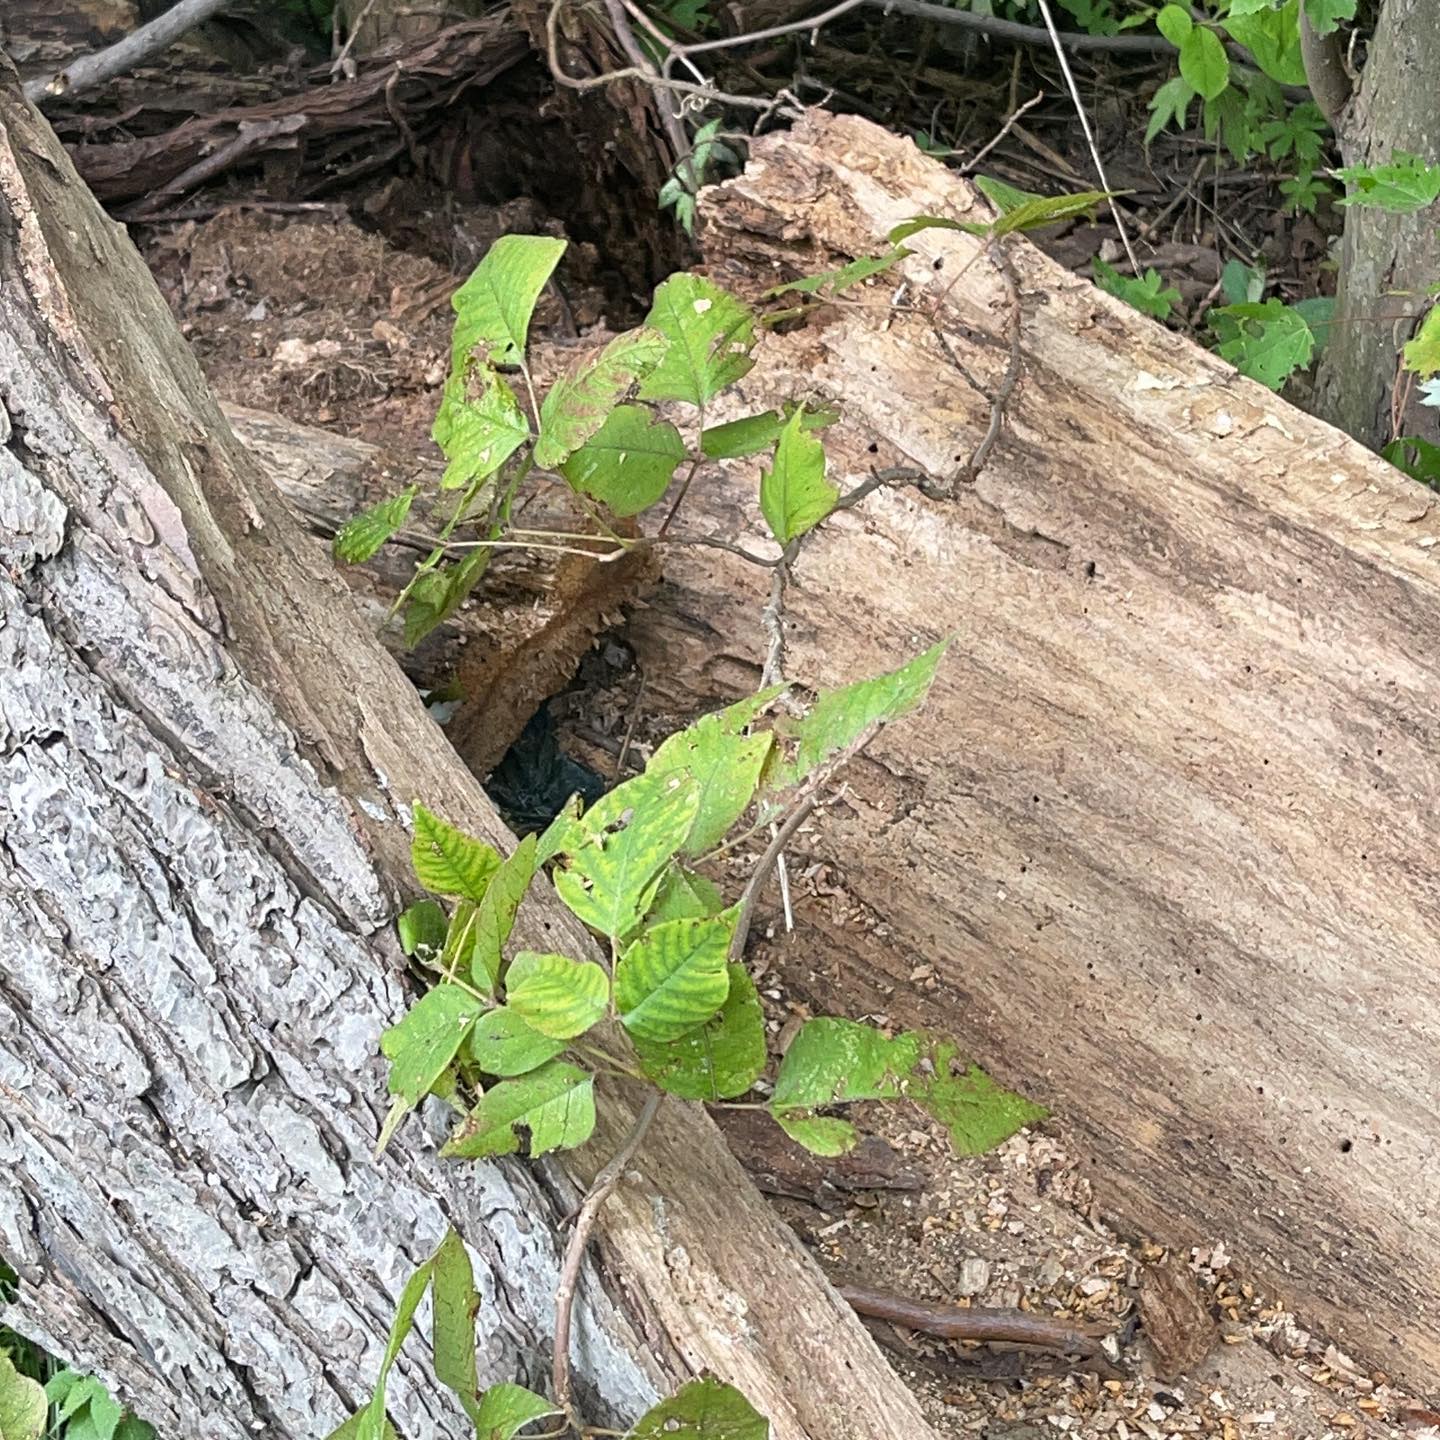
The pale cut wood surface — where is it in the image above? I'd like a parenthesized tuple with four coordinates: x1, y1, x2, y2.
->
(0, 72, 940, 1440)
(612, 111, 1439, 1393)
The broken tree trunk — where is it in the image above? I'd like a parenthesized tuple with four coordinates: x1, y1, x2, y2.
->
(0, 70, 941, 1440)
(615, 112, 1440, 1393)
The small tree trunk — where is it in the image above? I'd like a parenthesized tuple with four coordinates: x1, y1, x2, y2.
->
(1312, 0, 1440, 449)
(0, 60, 940, 1440)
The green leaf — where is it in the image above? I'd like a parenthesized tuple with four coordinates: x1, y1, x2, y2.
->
(637, 274, 757, 405)
(1382, 435, 1440, 488)
(411, 803, 503, 900)
(990, 190, 1109, 238)
(615, 909, 738, 1041)
(431, 1229, 481, 1423)
(1335, 152, 1440, 213)
(0, 1352, 45, 1440)
(770, 1110, 860, 1156)
(1221, 1, 1305, 84)
(972, 176, 1042, 213)
(632, 963, 766, 1100)
(1179, 25, 1229, 100)
(469, 1006, 567, 1076)
(1303, 0, 1355, 35)
(113, 1422, 155, 1440)
(1221, 258, 1265, 305)
(1145, 75, 1195, 143)
(1292, 295, 1336, 353)
(323, 1412, 398, 1440)
(381, 983, 485, 1104)
(432, 368, 531, 492)
(552, 772, 701, 938)
(764, 248, 909, 299)
(504, 951, 610, 1039)
(1093, 259, 1181, 321)
(646, 708, 774, 856)
(700, 405, 839, 461)
(89, 1390, 124, 1440)
(919, 1042, 1049, 1154)
(626, 1378, 768, 1440)
(645, 865, 727, 925)
(561, 404, 686, 516)
(53, 1375, 107, 1424)
(472, 834, 538, 993)
(397, 898, 449, 959)
(775, 640, 950, 790)
(442, 1059, 596, 1158)
(1208, 299, 1315, 389)
(1155, 3, 1191, 45)
(887, 214, 989, 244)
(759, 406, 837, 546)
(535, 327, 669, 469)
(403, 548, 491, 648)
(334, 487, 417, 565)
(474, 1385, 562, 1440)
(450, 234, 566, 371)
(356, 1257, 435, 1440)
(771, 1018, 923, 1108)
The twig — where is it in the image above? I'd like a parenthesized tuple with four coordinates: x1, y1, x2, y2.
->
(613, 675, 647, 780)
(760, 556, 791, 690)
(957, 90, 1045, 177)
(553, 1095, 663, 1430)
(331, 0, 380, 79)
(951, 239, 1024, 488)
(864, 0, 1174, 52)
(24, 0, 236, 106)
(1032, 0, 1140, 277)
(831, 466, 930, 514)
(602, 0, 689, 160)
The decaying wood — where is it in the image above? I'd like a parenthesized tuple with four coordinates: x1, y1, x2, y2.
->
(226, 402, 657, 773)
(0, 72, 943, 1440)
(611, 111, 1440, 1392)
(52, 18, 529, 210)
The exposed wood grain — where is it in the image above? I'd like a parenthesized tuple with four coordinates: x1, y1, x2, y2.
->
(0, 72, 942, 1440)
(616, 111, 1440, 1392)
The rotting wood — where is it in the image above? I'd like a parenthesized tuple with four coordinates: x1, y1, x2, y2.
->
(609, 110, 1440, 1393)
(0, 70, 944, 1440)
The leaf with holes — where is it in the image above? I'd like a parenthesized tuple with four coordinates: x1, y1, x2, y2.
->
(615, 909, 738, 1042)
(504, 951, 609, 1039)
(411, 803, 502, 900)
(334, 487, 417, 564)
(381, 983, 485, 1105)
(442, 1059, 596, 1158)
(432, 367, 531, 491)
(471, 834, 538, 993)
(632, 964, 766, 1100)
(474, 1386, 562, 1440)
(469, 1006, 566, 1076)
(450, 233, 566, 372)
(535, 327, 668, 468)
(770, 1110, 859, 1156)
(638, 273, 756, 405)
(760, 406, 837, 545)
(561, 404, 686, 516)
(551, 772, 701, 938)
(626, 1378, 768, 1440)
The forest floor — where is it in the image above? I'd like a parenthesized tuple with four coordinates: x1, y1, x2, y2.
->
(137, 204, 1435, 1440)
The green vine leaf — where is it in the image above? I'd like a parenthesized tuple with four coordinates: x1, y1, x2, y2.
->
(921, 1041, 1049, 1154)
(645, 865, 727, 926)
(1093, 259, 1181, 321)
(471, 834, 538, 994)
(615, 909, 739, 1042)
(431, 1229, 481, 1425)
(469, 1006, 566, 1076)
(333, 487, 417, 564)
(551, 772, 701, 938)
(759, 406, 837, 545)
(1334, 152, 1440, 213)
(535, 327, 669, 468)
(504, 951, 610, 1039)
(764, 248, 909, 300)
(473, 1385, 562, 1440)
(1302, 0, 1356, 36)
(442, 1059, 596, 1158)
(450, 233, 566, 372)
(355, 1255, 435, 1440)
(380, 983, 485, 1106)
(403, 549, 491, 649)
(989, 190, 1109, 237)
(432, 367, 531, 491)
(561, 404, 686, 516)
(411, 803, 503, 900)
(1145, 75, 1195, 143)
(397, 898, 448, 960)
(1154, 3, 1191, 45)
(1219, 2, 1305, 85)
(0, 1352, 46, 1440)
(626, 1378, 768, 1440)
(770, 1111, 860, 1156)
(1209, 300, 1315, 389)
(1178, 25, 1229, 100)
(632, 963, 766, 1100)
(887, 213, 988, 244)
(700, 405, 839, 461)
(638, 274, 757, 406)
(1403, 306, 1440, 378)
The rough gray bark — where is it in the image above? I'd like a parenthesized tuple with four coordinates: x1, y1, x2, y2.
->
(1312, 0, 1440, 449)
(621, 111, 1440, 1393)
(0, 65, 942, 1440)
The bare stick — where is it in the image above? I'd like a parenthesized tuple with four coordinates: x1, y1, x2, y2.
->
(24, 0, 236, 106)
(1031, 0, 1140, 277)
(553, 1094, 663, 1429)
(957, 90, 1045, 177)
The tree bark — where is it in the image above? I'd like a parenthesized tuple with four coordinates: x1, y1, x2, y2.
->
(1312, 0, 1440, 450)
(607, 112, 1440, 1393)
(0, 65, 942, 1440)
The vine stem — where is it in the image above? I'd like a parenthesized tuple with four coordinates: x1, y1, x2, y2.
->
(553, 1093, 664, 1431)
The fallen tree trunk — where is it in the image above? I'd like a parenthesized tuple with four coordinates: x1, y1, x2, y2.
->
(0, 68, 942, 1440)
(610, 112, 1440, 1393)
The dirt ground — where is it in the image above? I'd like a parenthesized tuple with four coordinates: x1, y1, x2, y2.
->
(141, 206, 1436, 1440)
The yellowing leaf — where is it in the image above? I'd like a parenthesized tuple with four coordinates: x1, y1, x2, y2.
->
(411, 803, 502, 900)
(535, 327, 668, 469)
(333, 487, 416, 565)
(504, 951, 609, 1039)
(381, 983, 484, 1105)
(442, 1059, 596, 1158)
(638, 274, 756, 405)
(615, 909, 737, 1042)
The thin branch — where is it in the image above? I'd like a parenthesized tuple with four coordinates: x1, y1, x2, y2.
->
(602, 0, 690, 160)
(24, 0, 236, 106)
(951, 239, 1025, 489)
(553, 1095, 663, 1430)
(957, 90, 1046, 177)
(864, 0, 1173, 52)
